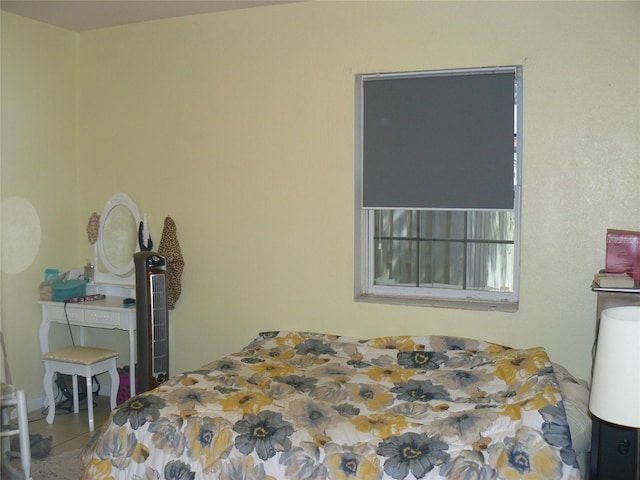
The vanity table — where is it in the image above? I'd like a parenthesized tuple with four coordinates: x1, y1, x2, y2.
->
(40, 192, 144, 400)
(39, 295, 137, 397)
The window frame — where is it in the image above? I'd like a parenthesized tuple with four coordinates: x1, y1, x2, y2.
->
(354, 66, 522, 312)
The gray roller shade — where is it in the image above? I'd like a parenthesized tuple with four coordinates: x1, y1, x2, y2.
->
(362, 70, 516, 210)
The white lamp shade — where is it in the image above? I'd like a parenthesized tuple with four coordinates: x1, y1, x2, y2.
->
(589, 306, 640, 427)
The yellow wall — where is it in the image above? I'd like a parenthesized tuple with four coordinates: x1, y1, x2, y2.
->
(2, 1, 639, 403)
(1, 13, 79, 391)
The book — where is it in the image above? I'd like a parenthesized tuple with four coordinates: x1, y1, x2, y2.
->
(605, 229, 640, 283)
(594, 272, 636, 288)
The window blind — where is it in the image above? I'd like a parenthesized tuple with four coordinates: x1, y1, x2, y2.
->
(362, 69, 516, 210)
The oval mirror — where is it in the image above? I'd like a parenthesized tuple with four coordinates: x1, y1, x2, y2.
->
(96, 193, 141, 280)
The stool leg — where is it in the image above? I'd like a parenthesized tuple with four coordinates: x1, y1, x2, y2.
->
(85, 374, 94, 432)
(72, 375, 80, 414)
(108, 364, 119, 409)
(43, 369, 56, 425)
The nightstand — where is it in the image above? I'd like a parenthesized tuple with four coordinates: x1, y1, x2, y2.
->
(589, 282, 640, 480)
(589, 416, 639, 480)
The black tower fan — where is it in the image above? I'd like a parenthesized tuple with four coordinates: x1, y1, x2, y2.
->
(134, 252, 169, 393)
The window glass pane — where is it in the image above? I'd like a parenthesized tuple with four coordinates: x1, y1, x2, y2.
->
(418, 211, 465, 240)
(373, 209, 515, 292)
(374, 238, 417, 286)
(466, 242, 515, 292)
(419, 240, 464, 288)
(378, 210, 417, 238)
(467, 211, 515, 241)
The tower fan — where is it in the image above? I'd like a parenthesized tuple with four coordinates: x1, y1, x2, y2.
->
(134, 252, 169, 393)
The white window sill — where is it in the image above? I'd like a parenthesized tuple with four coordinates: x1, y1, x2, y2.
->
(355, 293, 519, 313)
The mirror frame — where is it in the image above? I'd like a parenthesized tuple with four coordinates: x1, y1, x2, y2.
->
(94, 193, 141, 285)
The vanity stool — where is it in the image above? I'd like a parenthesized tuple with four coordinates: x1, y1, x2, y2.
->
(42, 346, 119, 432)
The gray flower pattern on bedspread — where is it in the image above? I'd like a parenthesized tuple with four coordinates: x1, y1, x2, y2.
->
(81, 331, 582, 479)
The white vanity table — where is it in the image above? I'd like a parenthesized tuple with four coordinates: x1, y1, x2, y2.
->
(39, 193, 143, 399)
(39, 290, 137, 397)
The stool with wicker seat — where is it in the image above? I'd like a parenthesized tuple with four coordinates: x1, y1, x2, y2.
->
(42, 345, 119, 432)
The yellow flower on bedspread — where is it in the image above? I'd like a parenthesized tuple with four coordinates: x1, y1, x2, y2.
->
(492, 348, 550, 385)
(131, 442, 150, 464)
(261, 346, 296, 362)
(364, 365, 415, 384)
(250, 361, 296, 378)
(237, 373, 273, 391)
(276, 332, 309, 347)
(367, 336, 418, 352)
(350, 413, 408, 439)
(490, 426, 564, 480)
(80, 457, 114, 480)
(219, 390, 274, 415)
(472, 436, 493, 453)
(499, 379, 561, 421)
(178, 376, 199, 386)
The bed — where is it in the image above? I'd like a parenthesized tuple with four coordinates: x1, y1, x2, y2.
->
(81, 331, 590, 479)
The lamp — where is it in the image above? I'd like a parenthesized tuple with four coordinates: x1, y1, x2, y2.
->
(589, 306, 640, 428)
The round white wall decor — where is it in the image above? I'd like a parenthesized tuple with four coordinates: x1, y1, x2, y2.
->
(1, 196, 41, 274)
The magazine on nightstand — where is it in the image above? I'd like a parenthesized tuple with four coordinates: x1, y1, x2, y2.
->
(605, 229, 640, 284)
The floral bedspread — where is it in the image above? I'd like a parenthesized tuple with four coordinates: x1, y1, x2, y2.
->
(81, 331, 582, 480)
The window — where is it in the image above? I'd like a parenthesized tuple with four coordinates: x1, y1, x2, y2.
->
(355, 66, 522, 311)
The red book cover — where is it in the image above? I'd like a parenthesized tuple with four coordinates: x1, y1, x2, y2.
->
(606, 229, 640, 282)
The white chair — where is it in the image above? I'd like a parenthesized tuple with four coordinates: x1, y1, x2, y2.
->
(1, 384, 31, 480)
(42, 345, 119, 432)
(1, 332, 31, 480)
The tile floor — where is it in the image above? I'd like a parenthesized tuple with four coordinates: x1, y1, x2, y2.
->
(8, 394, 112, 472)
